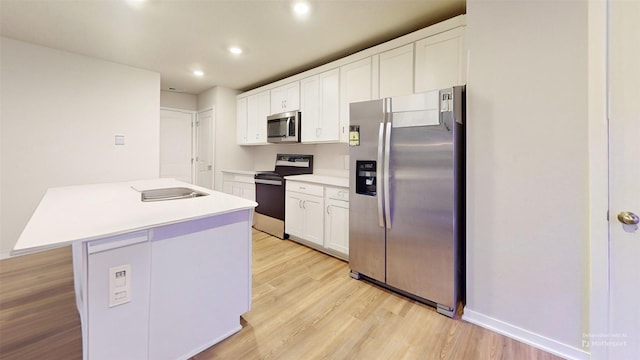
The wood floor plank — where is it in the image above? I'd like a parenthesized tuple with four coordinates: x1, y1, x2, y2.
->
(0, 230, 565, 360)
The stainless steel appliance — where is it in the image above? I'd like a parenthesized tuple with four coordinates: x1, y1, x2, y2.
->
(349, 86, 465, 317)
(267, 111, 301, 143)
(254, 154, 313, 238)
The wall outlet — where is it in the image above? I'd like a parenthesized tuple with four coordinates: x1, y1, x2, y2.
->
(114, 134, 125, 146)
(109, 264, 131, 307)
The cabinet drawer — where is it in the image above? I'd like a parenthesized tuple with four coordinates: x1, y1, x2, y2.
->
(232, 174, 255, 184)
(325, 187, 349, 202)
(287, 181, 323, 197)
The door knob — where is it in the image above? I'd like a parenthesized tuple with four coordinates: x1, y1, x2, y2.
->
(617, 211, 639, 225)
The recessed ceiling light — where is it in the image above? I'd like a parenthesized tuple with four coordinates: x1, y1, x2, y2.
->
(125, 0, 146, 8)
(193, 70, 204, 77)
(229, 46, 242, 55)
(293, 2, 310, 17)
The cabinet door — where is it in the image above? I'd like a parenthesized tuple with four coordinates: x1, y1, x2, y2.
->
(415, 27, 466, 92)
(302, 195, 324, 246)
(246, 95, 259, 143)
(379, 43, 414, 98)
(246, 91, 270, 144)
(285, 192, 304, 237)
(270, 86, 285, 113)
(301, 69, 340, 143)
(326, 200, 349, 255)
(236, 97, 248, 144)
(317, 68, 340, 142)
(340, 58, 373, 143)
(284, 82, 300, 111)
(271, 82, 300, 113)
(300, 75, 320, 142)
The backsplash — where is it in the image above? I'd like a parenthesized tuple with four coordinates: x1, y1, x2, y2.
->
(251, 143, 349, 177)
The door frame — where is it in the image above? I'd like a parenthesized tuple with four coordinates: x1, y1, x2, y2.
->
(587, 1, 625, 358)
(159, 107, 197, 184)
(196, 107, 215, 189)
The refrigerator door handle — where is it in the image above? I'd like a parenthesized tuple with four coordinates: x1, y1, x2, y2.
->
(384, 121, 392, 229)
(377, 122, 385, 228)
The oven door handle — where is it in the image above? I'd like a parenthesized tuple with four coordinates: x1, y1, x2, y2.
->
(254, 179, 283, 186)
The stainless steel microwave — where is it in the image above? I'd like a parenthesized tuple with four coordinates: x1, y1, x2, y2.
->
(267, 111, 301, 143)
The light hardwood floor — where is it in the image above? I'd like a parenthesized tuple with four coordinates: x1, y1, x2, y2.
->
(0, 229, 563, 360)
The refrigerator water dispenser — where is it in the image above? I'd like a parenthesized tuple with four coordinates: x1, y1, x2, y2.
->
(355, 161, 377, 196)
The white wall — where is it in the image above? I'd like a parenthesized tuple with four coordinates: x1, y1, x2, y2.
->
(464, 1, 589, 359)
(0, 37, 160, 258)
(197, 86, 253, 191)
(160, 90, 197, 111)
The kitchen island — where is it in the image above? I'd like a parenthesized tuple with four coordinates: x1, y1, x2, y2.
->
(14, 178, 257, 360)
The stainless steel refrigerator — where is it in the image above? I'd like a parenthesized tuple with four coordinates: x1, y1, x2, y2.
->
(348, 86, 465, 317)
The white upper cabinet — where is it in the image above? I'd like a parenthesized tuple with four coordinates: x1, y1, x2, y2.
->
(237, 16, 466, 146)
(415, 27, 466, 92)
(270, 81, 300, 114)
(339, 57, 375, 143)
(246, 91, 270, 144)
(236, 97, 248, 145)
(237, 91, 269, 145)
(300, 68, 340, 143)
(379, 43, 414, 98)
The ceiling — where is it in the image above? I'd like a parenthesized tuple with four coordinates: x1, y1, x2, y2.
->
(0, 0, 465, 94)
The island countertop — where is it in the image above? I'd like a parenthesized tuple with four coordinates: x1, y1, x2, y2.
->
(284, 174, 349, 188)
(13, 178, 257, 254)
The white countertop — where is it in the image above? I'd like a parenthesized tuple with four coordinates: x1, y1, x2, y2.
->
(284, 174, 349, 188)
(221, 169, 257, 176)
(13, 178, 257, 254)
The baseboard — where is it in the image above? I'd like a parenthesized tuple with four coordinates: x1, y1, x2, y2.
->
(0, 251, 12, 260)
(462, 308, 589, 360)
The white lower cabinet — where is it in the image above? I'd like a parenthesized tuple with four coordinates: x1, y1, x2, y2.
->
(325, 187, 349, 256)
(222, 171, 256, 202)
(285, 180, 349, 259)
(285, 181, 324, 246)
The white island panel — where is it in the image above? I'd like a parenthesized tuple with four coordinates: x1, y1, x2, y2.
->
(149, 214, 251, 359)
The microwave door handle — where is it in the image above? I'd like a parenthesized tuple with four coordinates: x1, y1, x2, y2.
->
(286, 117, 291, 136)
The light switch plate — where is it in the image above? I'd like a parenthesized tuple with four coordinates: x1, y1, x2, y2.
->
(114, 134, 125, 146)
(109, 264, 131, 307)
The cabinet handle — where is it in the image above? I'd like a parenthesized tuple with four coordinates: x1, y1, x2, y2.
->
(302, 200, 306, 209)
(299, 199, 303, 208)
(327, 205, 331, 215)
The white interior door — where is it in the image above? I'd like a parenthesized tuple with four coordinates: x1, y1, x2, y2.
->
(196, 108, 214, 189)
(608, 1, 640, 358)
(159, 109, 194, 183)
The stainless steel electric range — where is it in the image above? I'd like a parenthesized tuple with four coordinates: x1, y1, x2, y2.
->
(254, 154, 313, 239)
